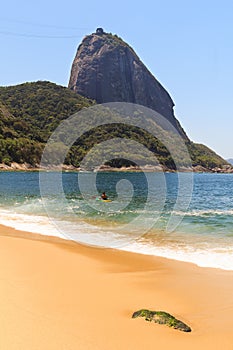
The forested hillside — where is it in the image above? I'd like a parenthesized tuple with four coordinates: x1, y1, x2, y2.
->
(0, 81, 229, 170)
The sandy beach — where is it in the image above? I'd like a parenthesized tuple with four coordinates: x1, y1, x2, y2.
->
(0, 224, 233, 350)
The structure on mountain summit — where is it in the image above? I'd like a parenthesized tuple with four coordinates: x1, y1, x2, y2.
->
(96, 28, 104, 35)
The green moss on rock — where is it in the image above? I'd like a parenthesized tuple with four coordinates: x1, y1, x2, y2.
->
(132, 309, 191, 332)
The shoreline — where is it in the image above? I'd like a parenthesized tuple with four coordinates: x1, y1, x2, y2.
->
(1, 224, 233, 349)
(0, 210, 232, 271)
(0, 162, 233, 173)
(1, 213, 233, 271)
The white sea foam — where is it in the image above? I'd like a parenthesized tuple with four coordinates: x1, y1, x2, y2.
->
(0, 209, 64, 238)
(0, 209, 139, 248)
(122, 242, 233, 271)
(173, 209, 233, 217)
(0, 208, 233, 271)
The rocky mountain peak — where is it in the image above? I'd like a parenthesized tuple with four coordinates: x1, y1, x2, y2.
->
(68, 29, 188, 139)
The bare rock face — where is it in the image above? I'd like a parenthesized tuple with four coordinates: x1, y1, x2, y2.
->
(68, 29, 188, 139)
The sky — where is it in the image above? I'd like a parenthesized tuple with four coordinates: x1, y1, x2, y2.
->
(0, 0, 232, 159)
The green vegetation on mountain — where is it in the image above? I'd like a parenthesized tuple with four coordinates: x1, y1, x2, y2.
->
(0, 81, 93, 165)
(188, 142, 228, 169)
(0, 81, 229, 170)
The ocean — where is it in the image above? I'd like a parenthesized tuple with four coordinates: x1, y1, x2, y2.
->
(0, 171, 233, 270)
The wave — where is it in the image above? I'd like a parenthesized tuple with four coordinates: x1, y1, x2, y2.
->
(0, 207, 233, 271)
(173, 209, 233, 217)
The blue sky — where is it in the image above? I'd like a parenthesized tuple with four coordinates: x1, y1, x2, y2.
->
(0, 0, 232, 158)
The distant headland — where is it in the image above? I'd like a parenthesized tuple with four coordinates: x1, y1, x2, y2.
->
(0, 29, 231, 172)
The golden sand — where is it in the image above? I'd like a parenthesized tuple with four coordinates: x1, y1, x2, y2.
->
(0, 224, 233, 349)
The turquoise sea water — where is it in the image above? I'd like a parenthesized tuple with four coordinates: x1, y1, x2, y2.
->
(0, 171, 233, 270)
